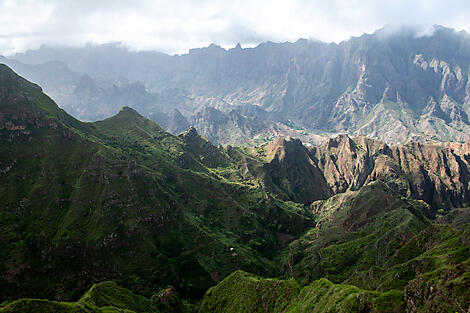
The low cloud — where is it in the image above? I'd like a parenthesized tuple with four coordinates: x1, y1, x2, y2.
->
(1, 0, 470, 55)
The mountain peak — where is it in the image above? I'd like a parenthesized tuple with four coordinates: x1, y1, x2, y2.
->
(118, 105, 139, 115)
(265, 137, 305, 162)
(322, 134, 355, 150)
(110, 105, 156, 124)
(100, 105, 153, 125)
(181, 126, 199, 139)
(93, 105, 164, 136)
(0, 64, 67, 121)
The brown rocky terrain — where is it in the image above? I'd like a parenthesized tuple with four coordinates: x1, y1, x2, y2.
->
(258, 134, 470, 209)
(309, 135, 470, 208)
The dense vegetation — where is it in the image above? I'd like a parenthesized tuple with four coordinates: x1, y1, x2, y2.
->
(0, 64, 312, 301)
(200, 185, 469, 313)
(0, 280, 190, 312)
(200, 271, 404, 313)
(0, 64, 469, 312)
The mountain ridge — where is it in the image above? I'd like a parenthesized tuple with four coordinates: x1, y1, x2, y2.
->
(3, 25, 470, 144)
(0, 64, 315, 301)
(0, 64, 469, 312)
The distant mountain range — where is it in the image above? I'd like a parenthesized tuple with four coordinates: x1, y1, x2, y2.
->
(2, 25, 470, 145)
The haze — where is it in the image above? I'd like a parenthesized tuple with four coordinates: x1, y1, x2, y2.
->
(1, 0, 470, 55)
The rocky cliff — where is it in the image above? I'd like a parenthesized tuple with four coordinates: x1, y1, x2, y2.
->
(6, 25, 470, 144)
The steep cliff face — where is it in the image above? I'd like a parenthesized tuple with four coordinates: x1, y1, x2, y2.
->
(191, 106, 268, 145)
(391, 140, 470, 207)
(5, 26, 470, 144)
(310, 135, 470, 208)
(262, 137, 332, 204)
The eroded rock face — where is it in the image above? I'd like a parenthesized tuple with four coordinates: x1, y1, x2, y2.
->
(253, 133, 470, 209)
(191, 106, 267, 145)
(262, 137, 332, 204)
(152, 285, 186, 313)
(7, 26, 470, 144)
(178, 126, 229, 168)
(309, 135, 470, 208)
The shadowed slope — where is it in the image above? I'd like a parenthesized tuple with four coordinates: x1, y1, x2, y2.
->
(0, 65, 313, 301)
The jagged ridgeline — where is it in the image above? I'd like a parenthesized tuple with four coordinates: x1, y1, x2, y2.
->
(0, 65, 469, 312)
(4, 25, 470, 145)
(0, 280, 190, 312)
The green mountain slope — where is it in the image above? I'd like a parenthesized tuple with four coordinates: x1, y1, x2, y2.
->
(198, 270, 301, 313)
(1, 65, 469, 312)
(0, 64, 313, 301)
(0, 280, 189, 313)
(283, 181, 433, 283)
(199, 271, 404, 313)
(200, 201, 469, 313)
(279, 183, 469, 312)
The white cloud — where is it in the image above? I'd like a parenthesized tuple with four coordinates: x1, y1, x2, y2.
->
(1, 0, 470, 55)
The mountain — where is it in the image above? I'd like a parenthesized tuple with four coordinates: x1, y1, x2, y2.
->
(6, 25, 470, 144)
(199, 183, 469, 313)
(0, 58, 194, 135)
(250, 132, 470, 210)
(309, 134, 470, 208)
(262, 137, 332, 204)
(0, 64, 313, 301)
(0, 280, 190, 312)
(0, 57, 323, 145)
(69, 75, 160, 121)
(151, 109, 190, 135)
(199, 270, 404, 313)
(0, 66, 469, 312)
(201, 217, 469, 312)
(191, 107, 266, 145)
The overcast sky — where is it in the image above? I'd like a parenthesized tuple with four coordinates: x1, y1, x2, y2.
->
(1, 0, 470, 55)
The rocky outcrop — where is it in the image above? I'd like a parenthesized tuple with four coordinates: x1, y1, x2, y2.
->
(191, 106, 267, 145)
(150, 109, 190, 135)
(176, 126, 230, 169)
(309, 134, 470, 208)
(8, 25, 470, 143)
(262, 137, 332, 204)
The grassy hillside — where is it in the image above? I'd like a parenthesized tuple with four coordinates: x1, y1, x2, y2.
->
(199, 270, 301, 313)
(0, 64, 313, 301)
(1, 64, 469, 312)
(198, 271, 404, 313)
(0, 280, 191, 313)
(200, 208, 469, 313)
(282, 181, 432, 283)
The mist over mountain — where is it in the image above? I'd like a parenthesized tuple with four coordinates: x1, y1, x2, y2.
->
(2, 0, 470, 310)
(2, 25, 470, 145)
